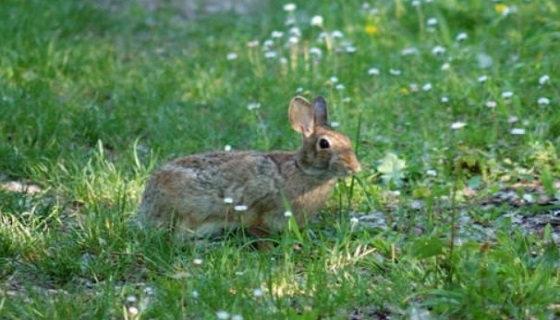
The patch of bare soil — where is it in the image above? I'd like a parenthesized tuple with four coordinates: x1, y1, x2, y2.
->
(0, 173, 42, 195)
(98, 0, 267, 18)
(352, 182, 560, 244)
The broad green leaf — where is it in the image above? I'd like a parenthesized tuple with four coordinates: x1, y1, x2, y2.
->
(377, 153, 406, 186)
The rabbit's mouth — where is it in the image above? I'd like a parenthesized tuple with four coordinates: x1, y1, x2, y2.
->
(338, 165, 361, 177)
(332, 156, 362, 177)
(327, 164, 359, 178)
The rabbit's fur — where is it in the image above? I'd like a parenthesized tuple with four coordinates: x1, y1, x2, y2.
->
(136, 96, 361, 239)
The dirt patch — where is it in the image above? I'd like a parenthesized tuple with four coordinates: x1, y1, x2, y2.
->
(0, 181, 41, 195)
(0, 173, 42, 195)
(351, 184, 560, 244)
(99, 0, 267, 18)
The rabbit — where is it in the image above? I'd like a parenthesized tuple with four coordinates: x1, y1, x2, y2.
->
(136, 96, 361, 240)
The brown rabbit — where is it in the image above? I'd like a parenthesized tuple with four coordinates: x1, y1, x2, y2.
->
(136, 96, 361, 240)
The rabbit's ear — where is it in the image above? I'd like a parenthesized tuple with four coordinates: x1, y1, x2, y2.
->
(313, 96, 328, 127)
(289, 96, 315, 137)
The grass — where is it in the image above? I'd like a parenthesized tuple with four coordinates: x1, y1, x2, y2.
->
(1, 0, 559, 318)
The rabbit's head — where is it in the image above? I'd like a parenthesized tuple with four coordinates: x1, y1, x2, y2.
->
(289, 96, 361, 178)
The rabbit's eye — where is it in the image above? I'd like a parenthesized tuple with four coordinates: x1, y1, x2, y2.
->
(318, 138, 330, 149)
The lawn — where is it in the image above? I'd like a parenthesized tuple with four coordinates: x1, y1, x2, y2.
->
(1, 0, 559, 319)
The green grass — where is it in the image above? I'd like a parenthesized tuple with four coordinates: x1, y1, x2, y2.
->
(1, 0, 559, 318)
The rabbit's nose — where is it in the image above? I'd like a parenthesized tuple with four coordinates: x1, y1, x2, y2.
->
(344, 153, 361, 173)
(352, 161, 362, 173)
(350, 161, 362, 174)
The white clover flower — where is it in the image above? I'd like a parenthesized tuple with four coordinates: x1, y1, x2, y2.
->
(456, 32, 468, 41)
(538, 97, 550, 105)
(193, 258, 203, 265)
(311, 15, 324, 27)
(331, 30, 344, 38)
(284, 210, 293, 217)
(422, 83, 432, 91)
(264, 51, 277, 59)
(223, 197, 234, 203)
(253, 288, 264, 297)
(263, 39, 273, 47)
(192, 290, 200, 298)
(247, 102, 261, 110)
(279, 57, 288, 65)
(451, 122, 466, 130)
(411, 0, 421, 6)
(426, 169, 437, 176)
(508, 116, 518, 123)
(128, 306, 139, 315)
(345, 46, 357, 53)
(309, 47, 322, 56)
(350, 217, 359, 224)
(427, 18, 438, 26)
(271, 31, 284, 38)
(499, 5, 512, 16)
(283, 3, 296, 12)
(389, 69, 402, 76)
(477, 75, 488, 83)
(289, 27, 301, 37)
(317, 31, 328, 40)
(234, 205, 248, 212)
(216, 311, 230, 319)
(335, 84, 345, 90)
(330, 121, 340, 127)
(539, 74, 550, 85)
(502, 91, 513, 98)
(288, 36, 299, 44)
(441, 62, 450, 71)
(368, 67, 380, 75)
(246, 40, 259, 47)
(485, 101, 497, 108)
(510, 128, 526, 135)
(401, 47, 419, 55)
(329, 76, 339, 83)
(440, 96, 449, 103)
(432, 46, 446, 55)
(226, 52, 238, 60)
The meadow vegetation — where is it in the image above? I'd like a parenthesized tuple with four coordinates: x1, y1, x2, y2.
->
(1, 0, 559, 318)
